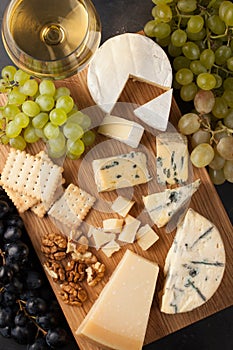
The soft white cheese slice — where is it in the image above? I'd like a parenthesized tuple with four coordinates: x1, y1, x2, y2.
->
(160, 208, 226, 314)
(87, 33, 172, 113)
(118, 215, 141, 243)
(98, 114, 144, 148)
(76, 249, 159, 350)
(143, 179, 201, 228)
(134, 89, 173, 131)
(111, 195, 135, 217)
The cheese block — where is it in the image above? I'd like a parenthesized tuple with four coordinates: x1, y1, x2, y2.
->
(143, 179, 201, 228)
(134, 89, 173, 132)
(111, 195, 135, 217)
(98, 114, 144, 148)
(161, 208, 226, 314)
(136, 224, 159, 251)
(92, 151, 152, 192)
(102, 218, 124, 233)
(156, 132, 189, 185)
(118, 215, 141, 243)
(76, 249, 159, 350)
(87, 33, 172, 113)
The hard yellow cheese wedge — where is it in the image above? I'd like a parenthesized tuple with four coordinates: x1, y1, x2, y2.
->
(76, 249, 159, 350)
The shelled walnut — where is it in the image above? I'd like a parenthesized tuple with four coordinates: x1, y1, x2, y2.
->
(86, 262, 106, 287)
(41, 232, 67, 261)
(43, 260, 66, 282)
(60, 281, 87, 306)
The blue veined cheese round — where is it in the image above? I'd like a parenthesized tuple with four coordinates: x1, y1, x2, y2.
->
(160, 208, 226, 314)
(87, 33, 173, 113)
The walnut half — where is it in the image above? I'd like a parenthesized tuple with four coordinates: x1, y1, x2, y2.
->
(86, 262, 106, 287)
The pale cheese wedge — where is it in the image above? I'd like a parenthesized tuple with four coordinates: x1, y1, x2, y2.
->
(87, 33, 172, 113)
(111, 195, 135, 217)
(160, 208, 226, 314)
(118, 215, 141, 243)
(76, 249, 159, 350)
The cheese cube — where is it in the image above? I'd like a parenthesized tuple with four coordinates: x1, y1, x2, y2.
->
(102, 218, 124, 233)
(156, 132, 189, 185)
(136, 224, 159, 251)
(98, 114, 144, 148)
(118, 215, 141, 243)
(111, 195, 135, 217)
(76, 249, 159, 350)
(101, 239, 121, 258)
(89, 226, 115, 250)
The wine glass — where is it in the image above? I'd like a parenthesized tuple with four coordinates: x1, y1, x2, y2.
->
(1, 0, 101, 79)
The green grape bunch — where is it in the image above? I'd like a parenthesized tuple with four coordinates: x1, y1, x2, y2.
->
(0, 66, 95, 160)
(144, 0, 233, 184)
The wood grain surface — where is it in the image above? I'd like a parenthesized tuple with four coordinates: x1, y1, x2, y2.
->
(0, 67, 232, 350)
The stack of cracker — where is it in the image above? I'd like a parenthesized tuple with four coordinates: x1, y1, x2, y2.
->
(0, 149, 96, 229)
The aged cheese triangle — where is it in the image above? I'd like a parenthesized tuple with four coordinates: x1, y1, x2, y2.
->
(134, 88, 173, 131)
(87, 33, 172, 113)
(160, 208, 226, 314)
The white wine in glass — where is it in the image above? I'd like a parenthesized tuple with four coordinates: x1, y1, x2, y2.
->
(1, 0, 101, 79)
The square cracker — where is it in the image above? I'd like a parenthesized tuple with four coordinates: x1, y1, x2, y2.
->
(3, 187, 38, 213)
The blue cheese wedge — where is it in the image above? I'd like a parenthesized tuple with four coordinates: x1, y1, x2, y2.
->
(160, 208, 226, 314)
(92, 151, 152, 192)
(143, 179, 201, 228)
(134, 89, 173, 132)
(156, 132, 189, 185)
(98, 114, 144, 148)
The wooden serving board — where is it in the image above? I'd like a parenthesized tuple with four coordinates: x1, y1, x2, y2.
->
(0, 67, 233, 350)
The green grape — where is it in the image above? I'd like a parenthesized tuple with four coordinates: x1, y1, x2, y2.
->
(0, 135, 9, 145)
(1, 65, 17, 81)
(216, 136, 233, 160)
(32, 112, 49, 129)
(82, 130, 96, 146)
(152, 0, 173, 4)
(153, 4, 173, 23)
(3, 104, 20, 120)
(200, 49, 215, 69)
(153, 22, 171, 39)
(227, 57, 233, 72)
(223, 160, 233, 182)
(186, 28, 206, 41)
(171, 29, 187, 47)
(212, 97, 228, 119)
(67, 138, 85, 156)
(35, 94, 55, 112)
(56, 95, 74, 114)
(212, 74, 222, 89)
(156, 35, 171, 47)
(48, 145, 67, 159)
(20, 79, 38, 96)
(220, 2, 233, 26)
(0, 79, 8, 93)
(207, 15, 226, 35)
(34, 128, 46, 140)
(209, 168, 225, 185)
(180, 82, 198, 101)
(5, 120, 22, 138)
(79, 114, 91, 130)
(63, 122, 84, 141)
(14, 69, 30, 86)
(39, 79, 56, 96)
(196, 73, 216, 90)
(209, 149, 225, 170)
(8, 89, 26, 105)
(43, 122, 60, 139)
(23, 125, 40, 143)
(49, 108, 67, 126)
(67, 111, 84, 125)
(224, 109, 233, 128)
(178, 112, 200, 134)
(48, 131, 66, 153)
(175, 68, 193, 85)
(144, 20, 160, 37)
(22, 100, 40, 117)
(191, 130, 211, 148)
(168, 42, 182, 57)
(173, 56, 190, 71)
(54, 86, 71, 100)
(9, 135, 26, 151)
(14, 112, 30, 128)
(194, 89, 215, 114)
(223, 77, 233, 91)
(215, 45, 232, 65)
(190, 143, 215, 167)
(66, 151, 80, 160)
(177, 0, 197, 13)
(187, 15, 204, 34)
(190, 60, 207, 75)
(214, 126, 229, 142)
(182, 42, 200, 60)
(222, 90, 233, 108)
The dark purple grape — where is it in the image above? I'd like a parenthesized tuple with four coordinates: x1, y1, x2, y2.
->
(0, 326, 11, 338)
(28, 337, 50, 350)
(2, 290, 17, 306)
(26, 270, 43, 290)
(36, 313, 59, 331)
(26, 297, 47, 315)
(5, 214, 24, 228)
(0, 200, 10, 218)
(11, 321, 37, 344)
(14, 311, 28, 326)
(0, 265, 14, 284)
(46, 328, 68, 348)
(4, 226, 22, 242)
(5, 241, 29, 263)
(20, 289, 39, 302)
(0, 307, 15, 327)
(0, 220, 4, 236)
